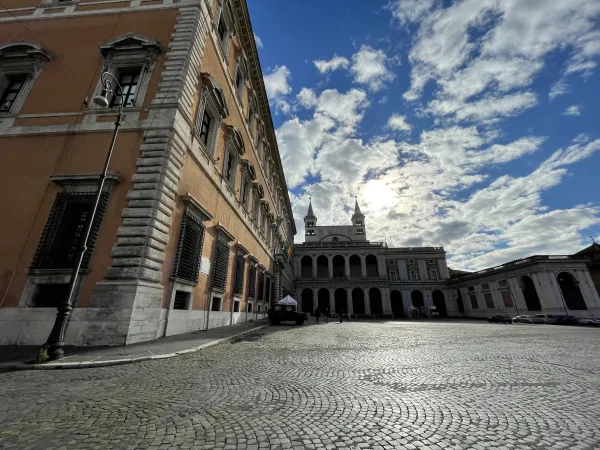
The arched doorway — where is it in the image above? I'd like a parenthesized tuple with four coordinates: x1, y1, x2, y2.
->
(520, 275, 541, 311)
(302, 288, 314, 315)
(366, 254, 378, 277)
(411, 290, 424, 308)
(432, 290, 447, 317)
(349, 255, 362, 277)
(557, 272, 587, 310)
(390, 290, 403, 318)
(317, 255, 328, 278)
(352, 288, 365, 314)
(456, 289, 465, 314)
(369, 288, 383, 315)
(318, 288, 330, 312)
(335, 288, 347, 314)
(301, 256, 312, 278)
(332, 255, 345, 278)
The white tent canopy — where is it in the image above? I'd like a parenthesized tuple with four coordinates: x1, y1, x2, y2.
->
(277, 295, 297, 306)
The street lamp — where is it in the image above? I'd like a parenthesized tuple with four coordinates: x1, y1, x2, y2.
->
(42, 72, 124, 361)
(556, 275, 570, 316)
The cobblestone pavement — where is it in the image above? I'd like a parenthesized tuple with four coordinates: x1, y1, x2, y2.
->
(1, 321, 600, 450)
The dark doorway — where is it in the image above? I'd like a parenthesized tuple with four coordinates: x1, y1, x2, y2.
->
(301, 256, 312, 278)
(318, 288, 330, 312)
(332, 255, 345, 278)
(432, 290, 447, 317)
(557, 272, 587, 310)
(317, 255, 328, 278)
(520, 275, 541, 311)
(369, 288, 383, 315)
(390, 290, 404, 318)
(349, 255, 362, 277)
(366, 254, 379, 277)
(335, 288, 347, 314)
(456, 289, 465, 314)
(352, 288, 365, 314)
(411, 290, 424, 308)
(302, 288, 314, 314)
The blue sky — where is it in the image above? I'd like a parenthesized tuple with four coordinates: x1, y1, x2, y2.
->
(248, 0, 600, 271)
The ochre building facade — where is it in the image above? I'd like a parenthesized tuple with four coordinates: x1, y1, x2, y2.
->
(0, 0, 295, 345)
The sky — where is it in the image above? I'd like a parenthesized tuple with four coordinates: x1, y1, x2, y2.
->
(247, 0, 600, 272)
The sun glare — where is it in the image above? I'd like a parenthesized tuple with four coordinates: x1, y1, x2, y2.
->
(362, 179, 398, 212)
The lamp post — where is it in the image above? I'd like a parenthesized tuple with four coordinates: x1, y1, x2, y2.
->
(42, 72, 124, 361)
(556, 275, 570, 317)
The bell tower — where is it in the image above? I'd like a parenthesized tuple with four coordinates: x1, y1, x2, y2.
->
(351, 197, 366, 238)
(304, 198, 317, 239)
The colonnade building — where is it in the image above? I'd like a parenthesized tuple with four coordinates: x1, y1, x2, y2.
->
(292, 200, 600, 319)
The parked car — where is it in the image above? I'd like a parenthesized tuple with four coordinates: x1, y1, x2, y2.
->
(488, 314, 512, 323)
(576, 317, 600, 326)
(554, 315, 579, 326)
(512, 315, 533, 323)
(532, 314, 552, 324)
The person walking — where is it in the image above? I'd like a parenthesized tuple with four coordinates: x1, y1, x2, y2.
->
(324, 307, 329, 323)
(315, 306, 321, 324)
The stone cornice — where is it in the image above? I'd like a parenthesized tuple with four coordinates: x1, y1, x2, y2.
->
(230, 0, 296, 235)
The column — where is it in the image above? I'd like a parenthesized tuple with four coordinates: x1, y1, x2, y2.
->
(377, 256, 386, 279)
(574, 269, 600, 312)
(360, 255, 367, 277)
(424, 290, 433, 307)
(438, 258, 450, 279)
(417, 259, 428, 280)
(312, 256, 317, 278)
(401, 289, 412, 313)
(329, 288, 335, 315)
(328, 256, 333, 278)
(398, 259, 408, 281)
(508, 278, 525, 313)
(293, 257, 299, 278)
(365, 287, 371, 314)
(347, 287, 354, 315)
(382, 287, 392, 315)
(273, 264, 281, 304)
(344, 256, 350, 278)
(531, 272, 550, 311)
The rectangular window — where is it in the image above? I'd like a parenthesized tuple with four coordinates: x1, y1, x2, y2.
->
(32, 283, 69, 308)
(498, 280, 508, 288)
(235, 65, 244, 98)
(199, 110, 211, 145)
(211, 239, 230, 291)
(233, 253, 245, 296)
(258, 272, 265, 300)
(467, 286, 475, 292)
(247, 265, 256, 299)
(470, 294, 478, 309)
(211, 296, 221, 312)
(247, 302, 253, 313)
(224, 150, 236, 184)
(217, 16, 228, 49)
(31, 191, 109, 270)
(388, 260, 394, 265)
(240, 177, 250, 208)
(111, 68, 141, 107)
(248, 105, 255, 137)
(233, 300, 240, 312)
(501, 290, 513, 307)
(1, 74, 27, 112)
(173, 291, 190, 310)
(172, 210, 205, 284)
(428, 259, 435, 264)
(253, 196, 260, 223)
(258, 304, 261, 313)
(430, 270, 438, 280)
(484, 292, 494, 309)
(390, 271, 397, 281)
(410, 270, 418, 281)
(481, 283, 490, 291)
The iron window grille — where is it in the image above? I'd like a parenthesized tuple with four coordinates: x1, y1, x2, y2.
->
(172, 210, 206, 284)
(233, 254, 245, 296)
(198, 110, 211, 145)
(258, 271, 265, 300)
(1, 74, 27, 112)
(111, 68, 141, 107)
(211, 239, 230, 291)
(31, 191, 109, 270)
(247, 265, 256, 299)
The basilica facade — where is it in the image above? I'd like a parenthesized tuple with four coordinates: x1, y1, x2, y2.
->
(292, 200, 600, 319)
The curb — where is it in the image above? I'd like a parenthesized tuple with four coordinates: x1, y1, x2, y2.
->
(2, 324, 269, 371)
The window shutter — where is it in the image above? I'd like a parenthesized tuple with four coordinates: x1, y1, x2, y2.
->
(211, 239, 230, 290)
(31, 191, 109, 270)
(233, 254, 245, 296)
(258, 271, 264, 300)
(247, 265, 256, 299)
(172, 211, 205, 283)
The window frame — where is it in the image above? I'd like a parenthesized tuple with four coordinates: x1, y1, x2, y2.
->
(223, 125, 245, 188)
(214, 0, 234, 58)
(195, 73, 229, 157)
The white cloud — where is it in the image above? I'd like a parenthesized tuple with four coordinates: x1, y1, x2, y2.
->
(313, 55, 350, 73)
(549, 79, 571, 100)
(350, 45, 395, 91)
(253, 33, 263, 49)
(386, 114, 412, 132)
(563, 105, 582, 116)
(263, 65, 292, 114)
(387, 0, 436, 25)
(403, 0, 600, 124)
